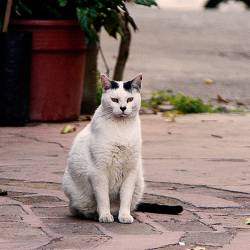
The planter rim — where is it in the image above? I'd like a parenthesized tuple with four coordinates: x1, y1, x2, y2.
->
(11, 19, 79, 27)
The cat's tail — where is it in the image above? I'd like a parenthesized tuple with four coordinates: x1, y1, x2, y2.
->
(136, 203, 183, 215)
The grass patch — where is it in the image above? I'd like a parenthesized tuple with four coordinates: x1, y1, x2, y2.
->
(168, 93, 214, 113)
(143, 90, 219, 114)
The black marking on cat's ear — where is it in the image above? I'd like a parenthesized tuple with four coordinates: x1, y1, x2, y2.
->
(123, 80, 133, 92)
(110, 81, 119, 89)
(123, 73, 142, 92)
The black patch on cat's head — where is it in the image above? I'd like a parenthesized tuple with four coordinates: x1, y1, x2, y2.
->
(110, 81, 119, 90)
(123, 79, 141, 93)
(123, 80, 133, 92)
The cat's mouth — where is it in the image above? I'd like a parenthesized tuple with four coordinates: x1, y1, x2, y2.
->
(118, 113, 129, 118)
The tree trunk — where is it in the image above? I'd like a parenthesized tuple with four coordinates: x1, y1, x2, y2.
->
(113, 24, 131, 81)
(81, 42, 99, 114)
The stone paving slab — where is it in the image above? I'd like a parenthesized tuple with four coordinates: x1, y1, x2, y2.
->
(221, 232, 250, 250)
(1, 113, 250, 249)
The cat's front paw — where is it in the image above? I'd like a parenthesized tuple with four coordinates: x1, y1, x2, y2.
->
(99, 213, 114, 223)
(118, 213, 134, 224)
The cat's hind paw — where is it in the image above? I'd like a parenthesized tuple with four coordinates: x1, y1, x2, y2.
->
(118, 214, 134, 224)
(99, 213, 114, 223)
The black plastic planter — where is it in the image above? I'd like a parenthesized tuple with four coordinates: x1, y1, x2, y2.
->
(0, 32, 32, 126)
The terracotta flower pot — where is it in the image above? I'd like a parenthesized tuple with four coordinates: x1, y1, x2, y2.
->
(11, 20, 86, 121)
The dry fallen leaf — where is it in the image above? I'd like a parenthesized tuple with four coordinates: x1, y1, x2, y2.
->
(236, 101, 245, 106)
(163, 110, 182, 122)
(61, 124, 77, 134)
(211, 134, 223, 139)
(217, 95, 229, 103)
(193, 247, 206, 250)
(204, 79, 214, 85)
(78, 115, 92, 121)
(186, 247, 206, 250)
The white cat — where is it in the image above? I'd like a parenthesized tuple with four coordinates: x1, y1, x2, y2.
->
(63, 73, 144, 224)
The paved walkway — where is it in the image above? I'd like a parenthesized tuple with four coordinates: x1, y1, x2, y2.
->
(0, 113, 250, 249)
(99, 4, 250, 105)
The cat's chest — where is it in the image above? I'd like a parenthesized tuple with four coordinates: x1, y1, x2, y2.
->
(107, 143, 137, 193)
(110, 142, 136, 165)
(91, 136, 140, 170)
(90, 118, 141, 168)
(97, 139, 138, 162)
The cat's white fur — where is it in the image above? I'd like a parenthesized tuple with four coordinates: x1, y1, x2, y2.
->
(63, 73, 144, 223)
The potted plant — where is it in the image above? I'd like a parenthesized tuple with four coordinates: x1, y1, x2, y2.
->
(7, 0, 87, 121)
(0, 0, 157, 121)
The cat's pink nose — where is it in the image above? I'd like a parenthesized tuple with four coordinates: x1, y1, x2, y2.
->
(120, 106, 126, 112)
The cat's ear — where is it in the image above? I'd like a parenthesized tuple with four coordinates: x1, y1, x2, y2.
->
(132, 73, 142, 91)
(100, 74, 111, 91)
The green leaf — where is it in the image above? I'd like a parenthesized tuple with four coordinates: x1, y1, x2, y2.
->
(58, 0, 67, 7)
(17, 0, 32, 15)
(245, 218, 250, 225)
(46, 4, 63, 18)
(103, 11, 122, 38)
(144, 91, 216, 114)
(76, 7, 99, 44)
(4, 0, 157, 43)
(135, 0, 158, 7)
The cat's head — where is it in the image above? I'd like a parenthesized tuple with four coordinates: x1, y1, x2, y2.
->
(100, 73, 142, 118)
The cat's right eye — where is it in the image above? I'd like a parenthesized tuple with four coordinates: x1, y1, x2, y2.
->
(111, 98, 119, 103)
(127, 97, 134, 103)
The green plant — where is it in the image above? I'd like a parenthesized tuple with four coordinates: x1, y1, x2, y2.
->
(142, 90, 215, 114)
(168, 93, 213, 113)
(0, 0, 157, 114)
(142, 90, 173, 109)
(0, 0, 157, 43)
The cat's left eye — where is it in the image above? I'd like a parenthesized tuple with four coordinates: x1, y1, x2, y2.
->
(127, 97, 134, 103)
(111, 98, 119, 103)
